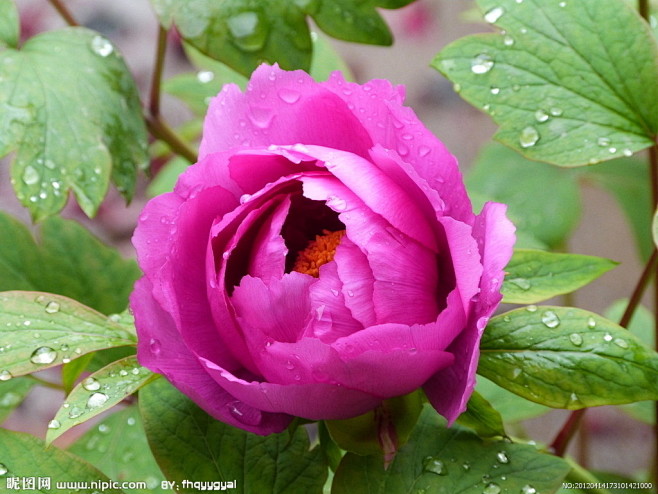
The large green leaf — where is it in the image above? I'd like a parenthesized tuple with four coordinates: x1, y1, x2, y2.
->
(47, 356, 156, 445)
(69, 406, 171, 493)
(479, 306, 658, 409)
(0, 291, 136, 379)
(0, 428, 125, 492)
(475, 376, 550, 423)
(0, 377, 35, 423)
(455, 391, 506, 438)
(332, 405, 570, 494)
(502, 249, 617, 304)
(585, 157, 653, 260)
(140, 378, 327, 494)
(434, 0, 658, 166)
(466, 144, 581, 248)
(0, 27, 148, 220)
(0, 0, 18, 48)
(150, 0, 413, 77)
(0, 212, 140, 315)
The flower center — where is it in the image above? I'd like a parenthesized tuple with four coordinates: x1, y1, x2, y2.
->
(292, 229, 346, 278)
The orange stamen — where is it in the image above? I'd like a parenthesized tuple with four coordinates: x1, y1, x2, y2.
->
(292, 229, 346, 278)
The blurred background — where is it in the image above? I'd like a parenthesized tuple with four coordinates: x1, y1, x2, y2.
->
(0, 0, 652, 481)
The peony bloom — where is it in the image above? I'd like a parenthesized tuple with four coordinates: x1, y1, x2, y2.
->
(131, 64, 515, 435)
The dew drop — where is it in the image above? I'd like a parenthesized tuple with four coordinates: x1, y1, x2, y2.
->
(503, 35, 515, 46)
(240, 193, 252, 204)
(82, 377, 101, 391)
(496, 451, 509, 464)
(22, 165, 40, 185)
(511, 368, 522, 379)
(483, 483, 501, 494)
(534, 109, 549, 123)
(541, 310, 560, 328)
(227, 11, 268, 52)
(462, 462, 471, 470)
(603, 333, 613, 342)
(127, 417, 136, 426)
(597, 137, 611, 147)
(471, 54, 495, 74)
(30, 347, 57, 365)
(484, 6, 505, 23)
(490, 87, 501, 95)
(549, 107, 563, 116)
(48, 419, 61, 429)
(613, 338, 629, 349)
(570, 392, 579, 402)
(526, 304, 537, 313)
(418, 145, 431, 157)
(90, 35, 114, 57)
(623, 148, 633, 157)
(98, 424, 110, 434)
(196, 71, 214, 83)
(453, 83, 461, 93)
(521, 485, 537, 494)
(519, 126, 540, 148)
(559, 1, 567, 6)
(0, 370, 12, 381)
(569, 333, 583, 346)
(44, 301, 60, 314)
(277, 88, 301, 104)
(608, 147, 617, 154)
(149, 338, 161, 356)
(0, 463, 6, 475)
(422, 456, 447, 475)
(509, 277, 531, 290)
(226, 400, 262, 426)
(587, 317, 597, 329)
(68, 406, 84, 419)
(87, 392, 109, 409)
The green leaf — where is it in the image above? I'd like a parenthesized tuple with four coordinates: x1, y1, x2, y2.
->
(0, 27, 148, 220)
(479, 306, 658, 409)
(605, 299, 656, 425)
(0, 291, 136, 379)
(140, 378, 328, 494)
(61, 352, 96, 395)
(0, 212, 141, 315)
(150, 0, 411, 77)
(456, 391, 506, 438)
(0, 428, 125, 492)
(318, 421, 343, 473)
(0, 377, 35, 423)
(47, 356, 156, 445)
(326, 391, 423, 456)
(0, 0, 19, 48)
(434, 0, 658, 166)
(69, 406, 171, 493)
(585, 157, 653, 260)
(332, 405, 570, 494)
(502, 249, 617, 304)
(466, 143, 581, 248)
(475, 376, 550, 423)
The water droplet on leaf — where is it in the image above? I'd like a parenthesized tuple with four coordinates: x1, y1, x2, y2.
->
(0, 370, 12, 381)
(521, 485, 537, 494)
(87, 392, 109, 409)
(90, 35, 114, 57)
(503, 35, 515, 46)
(569, 333, 583, 346)
(422, 456, 447, 475)
(587, 317, 597, 329)
(227, 11, 268, 52)
(44, 301, 60, 314)
(597, 137, 611, 147)
(534, 109, 549, 122)
(22, 165, 39, 185)
(471, 54, 495, 74)
(484, 6, 505, 23)
(541, 310, 560, 328)
(496, 451, 509, 464)
(48, 419, 60, 429)
(526, 304, 537, 313)
(483, 483, 501, 494)
(196, 71, 214, 83)
(613, 338, 629, 349)
(509, 277, 531, 290)
(82, 377, 101, 391)
(603, 333, 613, 342)
(0, 463, 7, 475)
(519, 126, 540, 148)
(30, 347, 57, 365)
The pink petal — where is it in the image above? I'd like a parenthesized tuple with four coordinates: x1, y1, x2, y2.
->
(200, 65, 373, 160)
(131, 278, 290, 435)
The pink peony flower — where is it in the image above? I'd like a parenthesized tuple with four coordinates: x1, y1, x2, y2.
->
(130, 64, 515, 435)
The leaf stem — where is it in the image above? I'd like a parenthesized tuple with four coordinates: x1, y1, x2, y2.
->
(149, 26, 168, 118)
(47, 0, 78, 27)
(146, 116, 197, 164)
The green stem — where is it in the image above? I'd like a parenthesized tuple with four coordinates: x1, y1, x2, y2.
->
(47, 0, 78, 26)
(149, 26, 168, 118)
(146, 116, 198, 164)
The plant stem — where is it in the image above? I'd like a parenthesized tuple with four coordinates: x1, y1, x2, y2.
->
(47, 0, 78, 26)
(149, 26, 168, 118)
(640, 0, 650, 20)
(26, 374, 65, 391)
(146, 116, 197, 164)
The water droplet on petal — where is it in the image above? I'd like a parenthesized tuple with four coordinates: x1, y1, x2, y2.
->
(277, 88, 301, 104)
(48, 419, 61, 429)
(471, 54, 495, 74)
(149, 338, 161, 356)
(82, 377, 101, 391)
(484, 6, 505, 23)
(541, 310, 560, 328)
(44, 301, 60, 314)
(90, 35, 114, 57)
(496, 451, 509, 464)
(226, 400, 262, 426)
(423, 456, 447, 475)
(483, 483, 501, 494)
(30, 347, 57, 365)
(87, 392, 109, 409)
(519, 126, 540, 148)
(0, 370, 12, 381)
(569, 333, 583, 346)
